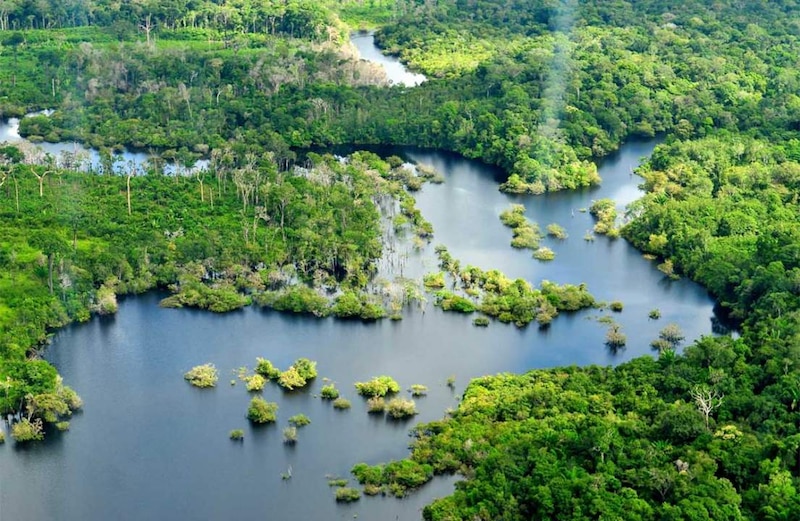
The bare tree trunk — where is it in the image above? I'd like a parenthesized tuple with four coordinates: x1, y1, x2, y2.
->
(126, 173, 132, 215)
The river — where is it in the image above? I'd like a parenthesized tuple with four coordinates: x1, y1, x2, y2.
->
(0, 36, 717, 521)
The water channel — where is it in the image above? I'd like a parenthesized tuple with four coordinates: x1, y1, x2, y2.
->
(0, 35, 718, 521)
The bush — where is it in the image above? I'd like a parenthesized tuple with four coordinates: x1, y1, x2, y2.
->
(292, 358, 318, 381)
(320, 384, 340, 400)
(367, 396, 386, 413)
(533, 247, 555, 261)
(255, 358, 281, 379)
(409, 384, 428, 397)
(11, 418, 44, 443)
(649, 308, 662, 319)
(257, 286, 330, 317)
(386, 398, 417, 419)
(546, 223, 568, 239)
(333, 398, 351, 410)
(610, 301, 624, 312)
(244, 374, 267, 392)
(229, 429, 244, 440)
(283, 426, 298, 444)
(184, 363, 218, 388)
(278, 366, 307, 390)
(328, 478, 348, 487)
(55, 421, 70, 431)
(355, 376, 400, 397)
(335, 487, 361, 502)
(289, 414, 311, 427)
(247, 397, 278, 424)
(605, 325, 627, 349)
(423, 272, 446, 289)
(473, 316, 490, 327)
(0, 430, 4, 443)
(435, 291, 476, 313)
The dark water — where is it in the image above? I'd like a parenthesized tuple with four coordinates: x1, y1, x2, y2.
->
(0, 138, 717, 521)
(350, 32, 426, 87)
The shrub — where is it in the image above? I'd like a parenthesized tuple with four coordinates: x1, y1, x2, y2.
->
(0, 431, 4, 443)
(533, 247, 555, 261)
(333, 398, 351, 410)
(247, 397, 278, 424)
(184, 363, 218, 388)
(386, 398, 417, 419)
(473, 316, 490, 327)
(55, 421, 70, 431)
(649, 308, 662, 319)
(423, 272, 446, 289)
(320, 384, 340, 400)
(610, 301, 624, 312)
(355, 376, 400, 397)
(288, 414, 311, 427)
(409, 384, 428, 397)
(546, 223, 568, 239)
(435, 291, 476, 313)
(278, 366, 307, 390)
(11, 418, 44, 442)
(605, 325, 627, 349)
(244, 374, 267, 392)
(255, 358, 281, 380)
(292, 358, 318, 381)
(367, 397, 386, 413)
(328, 478, 348, 487)
(446, 375, 456, 389)
(229, 429, 244, 440)
(257, 286, 330, 317)
(283, 426, 298, 444)
(335, 487, 361, 502)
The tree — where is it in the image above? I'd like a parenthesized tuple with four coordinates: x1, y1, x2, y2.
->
(690, 385, 724, 430)
(29, 231, 68, 294)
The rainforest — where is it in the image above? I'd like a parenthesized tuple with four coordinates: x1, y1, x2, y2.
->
(1, 1, 799, 520)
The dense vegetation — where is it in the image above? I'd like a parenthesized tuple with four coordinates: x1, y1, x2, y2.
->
(1, 0, 799, 519)
(0, 149, 415, 435)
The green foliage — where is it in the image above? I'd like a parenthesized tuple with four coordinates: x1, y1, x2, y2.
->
(277, 367, 306, 391)
(532, 246, 555, 261)
(332, 398, 351, 410)
(292, 358, 318, 381)
(609, 301, 624, 312)
(229, 429, 244, 441)
(184, 364, 218, 388)
(320, 384, 340, 400)
(409, 384, 428, 397)
(328, 478, 348, 487)
(11, 418, 44, 443)
(423, 272, 446, 289)
(283, 426, 298, 444)
(386, 397, 417, 419)
(367, 396, 386, 413)
(546, 223, 568, 239)
(254, 358, 281, 380)
(352, 460, 433, 497)
(334, 487, 361, 503)
(355, 376, 400, 397)
(590, 199, 618, 236)
(649, 309, 662, 320)
(500, 204, 541, 250)
(246, 397, 277, 424)
(472, 316, 490, 327)
(604, 324, 627, 350)
(288, 414, 311, 427)
(434, 291, 476, 313)
(244, 374, 267, 392)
